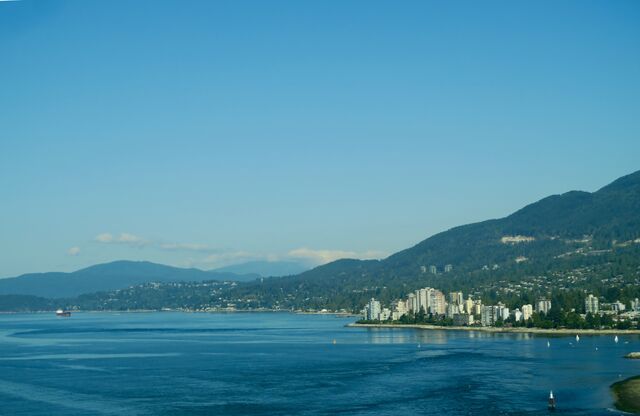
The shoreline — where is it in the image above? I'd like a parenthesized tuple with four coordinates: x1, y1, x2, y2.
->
(348, 322, 640, 335)
(0, 309, 358, 317)
(611, 376, 640, 414)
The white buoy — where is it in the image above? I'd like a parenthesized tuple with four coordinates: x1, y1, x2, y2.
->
(614, 335, 619, 343)
(547, 341, 550, 348)
(576, 334, 580, 342)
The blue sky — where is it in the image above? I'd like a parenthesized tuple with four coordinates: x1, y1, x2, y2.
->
(1, 0, 639, 277)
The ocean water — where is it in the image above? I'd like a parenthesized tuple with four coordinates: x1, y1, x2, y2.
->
(0, 312, 637, 416)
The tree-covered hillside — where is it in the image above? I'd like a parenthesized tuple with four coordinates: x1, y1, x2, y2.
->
(1, 170, 639, 312)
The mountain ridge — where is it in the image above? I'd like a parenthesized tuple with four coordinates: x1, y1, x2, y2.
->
(0, 169, 638, 307)
(0, 260, 260, 298)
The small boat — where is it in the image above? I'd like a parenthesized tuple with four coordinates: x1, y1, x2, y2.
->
(548, 390, 556, 410)
(332, 339, 337, 345)
(576, 334, 580, 342)
(547, 341, 550, 348)
(614, 335, 619, 343)
(55, 309, 71, 317)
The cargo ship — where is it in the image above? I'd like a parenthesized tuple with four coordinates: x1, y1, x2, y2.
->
(56, 309, 71, 317)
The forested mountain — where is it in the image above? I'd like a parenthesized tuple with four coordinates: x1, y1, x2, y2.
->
(204, 169, 640, 311)
(1, 170, 639, 312)
(0, 261, 259, 298)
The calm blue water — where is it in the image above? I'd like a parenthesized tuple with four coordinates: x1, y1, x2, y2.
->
(0, 312, 637, 416)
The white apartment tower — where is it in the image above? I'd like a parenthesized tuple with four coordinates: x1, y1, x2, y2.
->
(585, 294, 599, 314)
(536, 299, 552, 315)
(365, 298, 382, 321)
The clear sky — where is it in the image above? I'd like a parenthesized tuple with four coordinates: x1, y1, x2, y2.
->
(1, 0, 639, 277)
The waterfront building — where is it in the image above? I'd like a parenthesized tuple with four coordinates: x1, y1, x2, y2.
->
(481, 305, 495, 327)
(522, 304, 533, 321)
(429, 290, 446, 315)
(392, 300, 408, 320)
(464, 298, 474, 315)
(407, 293, 417, 313)
(472, 300, 483, 316)
(380, 308, 391, 321)
(612, 300, 626, 313)
(495, 303, 509, 321)
(536, 299, 552, 315)
(446, 303, 459, 319)
(449, 291, 463, 306)
(453, 313, 474, 326)
(512, 309, 523, 322)
(417, 288, 430, 312)
(444, 264, 453, 273)
(365, 298, 382, 320)
(585, 294, 599, 314)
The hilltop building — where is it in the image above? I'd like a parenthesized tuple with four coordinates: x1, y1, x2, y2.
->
(444, 264, 453, 273)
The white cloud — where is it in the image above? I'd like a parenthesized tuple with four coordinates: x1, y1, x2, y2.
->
(95, 233, 114, 243)
(201, 251, 255, 266)
(287, 247, 385, 265)
(94, 232, 148, 246)
(159, 242, 216, 252)
(68, 246, 80, 256)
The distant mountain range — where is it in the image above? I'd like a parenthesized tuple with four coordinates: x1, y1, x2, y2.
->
(0, 260, 312, 299)
(0, 170, 639, 311)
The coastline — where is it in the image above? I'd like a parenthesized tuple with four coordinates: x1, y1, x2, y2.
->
(611, 376, 640, 414)
(0, 309, 358, 317)
(348, 322, 640, 335)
